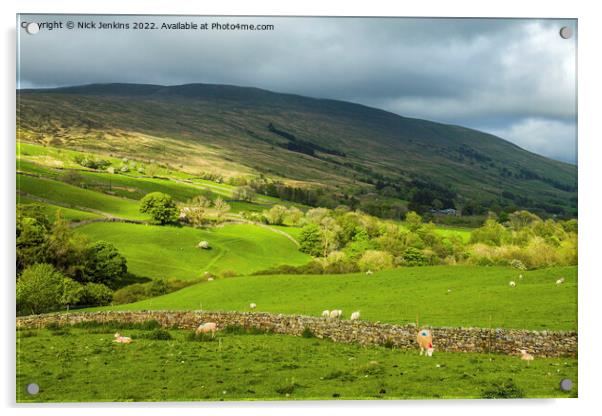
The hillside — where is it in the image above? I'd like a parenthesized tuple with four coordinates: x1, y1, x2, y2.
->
(17, 83, 577, 217)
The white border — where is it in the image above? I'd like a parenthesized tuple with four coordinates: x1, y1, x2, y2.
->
(3, 1, 601, 416)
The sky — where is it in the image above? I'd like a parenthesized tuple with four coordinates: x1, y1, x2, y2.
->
(17, 15, 577, 163)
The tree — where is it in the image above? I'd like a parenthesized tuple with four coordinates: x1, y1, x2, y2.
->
(61, 278, 84, 310)
(17, 263, 65, 315)
(145, 164, 160, 178)
(232, 186, 256, 202)
(299, 224, 324, 257)
(83, 241, 127, 286)
(358, 250, 394, 271)
(286, 207, 304, 226)
(405, 211, 423, 232)
(213, 197, 231, 222)
(140, 192, 179, 224)
(80, 283, 113, 306)
(185, 195, 212, 227)
(264, 205, 288, 225)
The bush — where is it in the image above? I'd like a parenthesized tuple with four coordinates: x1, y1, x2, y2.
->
(139, 192, 179, 225)
(401, 247, 428, 266)
(358, 250, 393, 272)
(83, 241, 127, 286)
(264, 205, 288, 225)
(17, 263, 65, 315)
(481, 379, 524, 399)
(299, 224, 324, 257)
(142, 329, 173, 340)
(80, 283, 113, 306)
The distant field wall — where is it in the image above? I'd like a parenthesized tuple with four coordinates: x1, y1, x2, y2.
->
(16, 311, 577, 358)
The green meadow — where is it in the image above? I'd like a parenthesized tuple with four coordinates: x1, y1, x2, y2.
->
(91, 265, 577, 331)
(16, 327, 577, 402)
(76, 222, 311, 280)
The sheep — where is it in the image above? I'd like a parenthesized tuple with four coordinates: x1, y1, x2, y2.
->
(321, 310, 330, 318)
(556, 277, 565, 285)
(519, 274, 523, 280)
(198, 241, 210, 249)
(350, 311, 361, 321)
(366, 270, 373, 276)
(519, 349, 534, 363)
(416, 329, 433, 357)
(329, 309, 343, 319)
(113, 333, 132, 344)
(249, 303, 257, 310)
(207, 277, 214, 282)
(509, 281, 516, 287)
(196, 322, 217, 338)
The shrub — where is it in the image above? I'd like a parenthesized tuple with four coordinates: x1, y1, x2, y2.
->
(139, 192, 179, 225)
(232, 186, 256, 202)
(17, 263, 65, 315)
(299, 224, 324, 257)
(220, 269, 237, 278)
(83, 241, 127, 286)
(73, 155, 111, 170)
(264, 205, 288, 225)
(301, 326, 315, 338)
(143, 329, 173, 340)
(402, 247, 428, 266)
(358, 250, 394, 272)
(481, 379, 524, 399)
(80, 283, 113, 306)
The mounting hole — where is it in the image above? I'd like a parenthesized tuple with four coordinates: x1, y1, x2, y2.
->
(25, 22, 40, 35)
(560, 378, 573, 391)
(559, 26, 573, 39)
(26, 383, 39, 395)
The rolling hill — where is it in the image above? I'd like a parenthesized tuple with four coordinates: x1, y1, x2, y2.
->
(17, 83, 577, 216)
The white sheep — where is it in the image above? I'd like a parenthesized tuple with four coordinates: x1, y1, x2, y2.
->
(350, 311, 360, 321)
(207, 277, 214, 282)
(196, 322, 217, 338)
(366, 270, 373, 276)
(519, 349, 534, 363)
(509, 281, 516, 287)
(249, 303, 257, 309)
(198, 241, 210, 249)
(556, 277, 565, 285)
(321, 310, 330, 318)
(329, 309, 342, 319)
(519, 274, 523, 280)
(113, 333, 132, 344)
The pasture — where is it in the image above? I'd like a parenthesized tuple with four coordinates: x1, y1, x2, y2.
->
(92, 265, 577, 331)
(16, 326, 577, 402)
(75, 222, 312, 280)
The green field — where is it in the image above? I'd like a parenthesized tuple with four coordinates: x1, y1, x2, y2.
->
(17, 195, 102, 222)
(91, 266, 577, 331)
(16, 326, 577, 402)
(17, 174, 149, 221)
(75, 222, 312, 280)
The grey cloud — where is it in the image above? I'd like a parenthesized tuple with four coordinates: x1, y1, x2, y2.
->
(17, 15, 577, 163)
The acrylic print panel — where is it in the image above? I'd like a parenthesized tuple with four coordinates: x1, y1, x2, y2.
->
(16, 15, 577, 402)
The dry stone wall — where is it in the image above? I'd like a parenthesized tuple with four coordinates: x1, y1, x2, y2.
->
(16, 311, 577, 358)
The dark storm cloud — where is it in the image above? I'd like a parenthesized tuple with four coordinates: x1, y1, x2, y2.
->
(17, 15, 577, 163)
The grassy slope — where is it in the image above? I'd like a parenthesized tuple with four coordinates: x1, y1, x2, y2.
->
(93, 265, 577, 331)
(17, 84, 577, 215)
(75, 222, 312, 280)
(16, 328, 577, 402)
(17, 174, 149, 220)
(17, 195, 102, 222)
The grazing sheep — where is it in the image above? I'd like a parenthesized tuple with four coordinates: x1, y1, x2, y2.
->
(113, 333, 132, 344)
(207, 277, 214, 281)
(519, 274, 523, 280)
(249, 303, 257, 309)
(198, 241, 210, 249)
(416, 329, 433, 356)
(196, 322, 217, 338)
(519, 349, 534, 363)
(329, 309, 343, 319)
(366, 270, 373, 276)
(321, 310, 330, 318)
(447, 289, 452, 294)
(556, 277, 565, 285)
(350, 311, 361, 321)
(509, 281, 516, 287)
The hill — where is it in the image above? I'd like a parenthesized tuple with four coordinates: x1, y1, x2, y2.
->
(17, 83, 577, 217)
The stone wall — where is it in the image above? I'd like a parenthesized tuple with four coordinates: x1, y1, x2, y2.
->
(16, 311, 577, 358)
